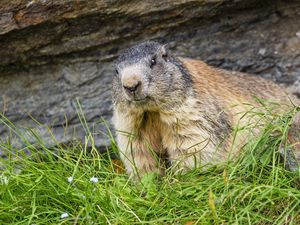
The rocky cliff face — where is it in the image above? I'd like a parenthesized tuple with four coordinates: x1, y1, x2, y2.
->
(0, 0, 300, 152)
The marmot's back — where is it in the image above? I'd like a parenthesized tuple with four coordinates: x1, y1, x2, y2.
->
(182, 58, 295, 108)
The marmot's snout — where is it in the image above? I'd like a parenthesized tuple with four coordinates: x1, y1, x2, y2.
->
(121, 66, 146, 101)
(123, 78, 142, 96)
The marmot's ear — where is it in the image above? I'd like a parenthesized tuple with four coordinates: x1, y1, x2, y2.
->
(159, 44, 168, 61)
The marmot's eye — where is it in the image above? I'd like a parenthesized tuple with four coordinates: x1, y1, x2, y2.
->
(115, 69, 119, 75)
(150, 57, 156, 68)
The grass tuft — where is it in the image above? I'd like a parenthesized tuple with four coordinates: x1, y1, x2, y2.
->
(0, 103, 300, 224)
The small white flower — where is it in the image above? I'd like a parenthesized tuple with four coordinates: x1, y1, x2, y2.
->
(90, 177, 99, 183)
(67, 176, 73, 183)
(60, 212, 69, 219)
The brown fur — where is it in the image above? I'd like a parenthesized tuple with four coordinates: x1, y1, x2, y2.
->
(113, 43, 300, 179)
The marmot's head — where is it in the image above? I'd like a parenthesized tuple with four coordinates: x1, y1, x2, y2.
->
(113, 41, 193, 111)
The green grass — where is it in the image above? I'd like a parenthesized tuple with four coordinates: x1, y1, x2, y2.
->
(0, 103, 300, 224)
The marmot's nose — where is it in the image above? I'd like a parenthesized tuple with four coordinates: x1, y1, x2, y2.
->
(123, 81, 141, 94)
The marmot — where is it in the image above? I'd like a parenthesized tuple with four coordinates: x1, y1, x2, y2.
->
(112, 41, 300, 179)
